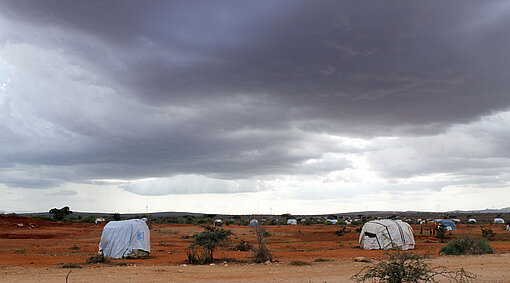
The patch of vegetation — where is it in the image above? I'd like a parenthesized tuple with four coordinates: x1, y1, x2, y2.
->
(62, 263, 82, 268)
(78, 215, 97, 223)
(69, 245, 80, 250)
(440, 236, 493, 255)
(289, 260, 311, 266)
(352, 251, 476, 283)
(314, 258, 332, 262)
(14, 248, 25, 254)
(86, 254, 111, 264)
(29, 215, 55, 222)
(335, 226, 349, 236)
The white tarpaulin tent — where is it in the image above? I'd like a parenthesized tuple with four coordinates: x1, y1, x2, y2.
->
(359, 220, 415, 250)
(99, 219, 150, 258)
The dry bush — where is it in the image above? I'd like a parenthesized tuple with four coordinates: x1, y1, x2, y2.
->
(352, 251, 476, 283)
(86, 254, 111, 264)
(235, 240, 253, 251)
(253, 226, 273, 263)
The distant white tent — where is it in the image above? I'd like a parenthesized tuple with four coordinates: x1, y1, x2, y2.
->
(468, 218, 477, 223)
(359, 220, 415, 250)
(494, 218, 505, 224)
(287, 219, 297, 225)
(326, 219, 338, 224)
(95, 218, 106, 224)
(99, 219, 150, 258)
(249, 219, 259, 226)
(214, 219, 223, 227)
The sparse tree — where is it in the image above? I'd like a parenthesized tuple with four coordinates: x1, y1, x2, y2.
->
(49, 206, 72, 221)
(191, 226, 233, 262)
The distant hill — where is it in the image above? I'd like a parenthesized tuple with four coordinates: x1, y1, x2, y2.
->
(18, 207, 510, 218)
(449, 207, 510, 214)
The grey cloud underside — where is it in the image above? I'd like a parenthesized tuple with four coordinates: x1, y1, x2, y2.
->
(1, 1, 510, 191)
(3, 1, 510, 132)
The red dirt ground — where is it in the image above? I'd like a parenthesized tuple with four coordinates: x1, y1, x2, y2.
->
(0, 216, 509, 281)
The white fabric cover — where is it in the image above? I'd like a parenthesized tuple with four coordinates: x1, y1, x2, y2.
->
(359, 220, 415, 250)
(494, 218, 505, 224)
(99, 219, 150, 258)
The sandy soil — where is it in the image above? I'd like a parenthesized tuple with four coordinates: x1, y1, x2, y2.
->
(1, 215, 510, 282)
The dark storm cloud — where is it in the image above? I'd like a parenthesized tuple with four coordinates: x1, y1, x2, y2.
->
(1, 1, 510, 191)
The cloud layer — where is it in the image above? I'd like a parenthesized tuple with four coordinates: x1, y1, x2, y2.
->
(0, 1, 510, 202)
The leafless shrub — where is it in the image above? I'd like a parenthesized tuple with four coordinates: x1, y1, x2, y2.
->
(253, 226, 273, 263)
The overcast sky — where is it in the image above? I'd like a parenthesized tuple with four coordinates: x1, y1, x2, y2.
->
(1, 1, 510, 214)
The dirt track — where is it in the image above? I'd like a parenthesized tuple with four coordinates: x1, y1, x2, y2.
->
(1, 254, 510, 282)
(1, 215, 510, 282)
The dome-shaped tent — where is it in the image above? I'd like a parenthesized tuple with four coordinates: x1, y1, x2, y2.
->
(249, 219, 259, 226)
(359, 220, 415, 250)
(99, 219, 150, 258)
(494, 218, 505, 224)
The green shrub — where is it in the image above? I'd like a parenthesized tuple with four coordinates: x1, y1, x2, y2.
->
(352, 252, 475, 283)
(185, 247, 211, 265)
(190, 226, 233, 263)
(440, 236, 493, 255)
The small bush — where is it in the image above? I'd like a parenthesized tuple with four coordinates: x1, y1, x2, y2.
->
(185, 247, 211, 265)
(86, 254, 111, 264)
(289, 260, 311, 266)
(440, 236, 493, 255)
(69, 245, 80, 250)
(235, 240, 253, 251)
(352, 251, 475, 283)
(62, 263, 82, 268)
(481, 228, 495, 238)
(335, 227, 349, 236)
(190, 226, 233, 262)
(314, 258, 332, 262)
